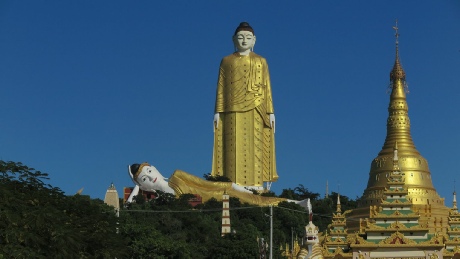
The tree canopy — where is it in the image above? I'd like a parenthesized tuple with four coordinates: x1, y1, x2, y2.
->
(0, 160, 127, 258)
(1, 160, 358, 258)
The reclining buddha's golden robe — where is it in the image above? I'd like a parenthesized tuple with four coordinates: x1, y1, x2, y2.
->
(169, 170, 285, 205)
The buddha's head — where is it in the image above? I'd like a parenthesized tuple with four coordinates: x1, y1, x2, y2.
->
(128, 163, 165, 191)
(233, 22, 256, 52)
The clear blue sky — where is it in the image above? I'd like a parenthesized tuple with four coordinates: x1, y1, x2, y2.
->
(1, 1, 459, 204)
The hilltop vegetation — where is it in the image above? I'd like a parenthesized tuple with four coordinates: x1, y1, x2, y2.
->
(0, 160, 126, 258)
(0, 160, 357, 258)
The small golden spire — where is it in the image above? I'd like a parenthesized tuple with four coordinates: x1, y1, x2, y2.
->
(392, 141, 400, 171)
(390, 19, 406, 82)
(453, 191, 457, 210)
(336, 193, 342, 213)
(393, 19, 400, 48)
(390, 54, 406, 81)
(454, 180, 457, 210)
(379, 21, 418, 157)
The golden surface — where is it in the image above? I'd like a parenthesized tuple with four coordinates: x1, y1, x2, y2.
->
(211, 52, 277, 187)
(322, 199, 350, 257)
(169, 170, 286, 206)
(349, 44, 450, 233)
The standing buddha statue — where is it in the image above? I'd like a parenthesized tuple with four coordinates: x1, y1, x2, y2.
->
(212, 22, 278, 190)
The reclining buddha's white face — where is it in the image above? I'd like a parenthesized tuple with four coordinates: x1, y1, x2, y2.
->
(130, 164, 165, 191)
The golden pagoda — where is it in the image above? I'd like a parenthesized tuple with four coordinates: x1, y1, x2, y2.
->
(321, 194, 352, 258)
(348, 143, 445, 257)
(298, 22, 458, 259)
(347, 21, 450, 234)
(444, 191, 460, 258)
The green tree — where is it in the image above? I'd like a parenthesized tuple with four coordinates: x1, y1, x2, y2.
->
(0, 160, 127, 258)
(119, 215, 192, 258)
(203, 173, 232, 182)
(208, 224, 260, 258)
(118, 182, 357, 258)
(279, 188, 299, 200)
(311, 192, 358, 231)
(279, 184, 320, 201)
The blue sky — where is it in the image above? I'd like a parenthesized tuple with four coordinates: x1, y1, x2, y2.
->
(1, 1, 459, 204)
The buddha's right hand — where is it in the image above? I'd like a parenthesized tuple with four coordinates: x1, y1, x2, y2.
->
(214, 113, 220, 129)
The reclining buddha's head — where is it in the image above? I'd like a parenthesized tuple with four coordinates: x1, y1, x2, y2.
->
(128, 163, 164, 191)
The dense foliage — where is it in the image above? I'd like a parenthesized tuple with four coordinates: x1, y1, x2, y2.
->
(120, 185, 358, 258)
(0, 160, 127, 258)
(121, 194, 309, 258)
(0, 160, 358, 258)
(203, 173, 232, 182)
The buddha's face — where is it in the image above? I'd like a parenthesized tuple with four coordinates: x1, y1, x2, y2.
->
(135, 165, 163, 190)
(233, 30, 255, 52)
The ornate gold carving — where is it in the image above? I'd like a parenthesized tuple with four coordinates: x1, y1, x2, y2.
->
(348, 233, 373, 245)
(367, 221, 428, 232)
(334, 237, 345, 243)
(375, 157, 388, 168)
(418, 232, 446, 245)
(388, 221, 407, 229)
(366, 223, 385, 230)
(379, 231, 417, 245)
(343, 210, 352, 217)
(382, 200, 412, 206)
(331, 229, 347, 235)
(370, 212, 419, 219)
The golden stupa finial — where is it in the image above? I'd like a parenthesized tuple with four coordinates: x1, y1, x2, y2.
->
(454, 180, 457, 210)
(393, 141, 399, 157)
(393, 19, 400, 47)
(392, 141, 400, 171)
(336, 193, 342, 214)
(390, 19, 406, 82)
(377, 21, 418, 157)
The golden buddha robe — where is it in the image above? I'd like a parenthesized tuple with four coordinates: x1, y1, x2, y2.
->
(212, 52, 278, 187)
(169, 170, 285, 206)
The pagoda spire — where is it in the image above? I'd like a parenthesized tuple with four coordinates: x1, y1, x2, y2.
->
(379, 20, 418, 157)
(336, 193, 342, 214)
(392, 142, 400, 172)
(454, 182, 457, 210)
(453, 191, 457, 210)
(390, 20, 405, 82)
(347, 22, 449, 234)
(365, 21, 435, 192)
